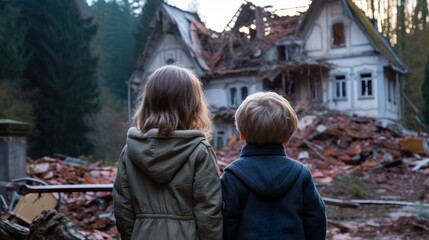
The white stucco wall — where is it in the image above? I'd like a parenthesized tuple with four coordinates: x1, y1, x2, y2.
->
(304, 1, 373, 58)
(302, 0, 399, 121)
(146, 34, 198, 75)
(204, 75, 261, 108)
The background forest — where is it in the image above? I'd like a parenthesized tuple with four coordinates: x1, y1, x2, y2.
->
(0, 0, 428, 164)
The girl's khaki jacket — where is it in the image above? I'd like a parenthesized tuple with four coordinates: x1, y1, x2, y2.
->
(113, 128, 223, 240)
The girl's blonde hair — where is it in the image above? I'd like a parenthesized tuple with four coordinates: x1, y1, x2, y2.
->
(132, 65, 212, 139)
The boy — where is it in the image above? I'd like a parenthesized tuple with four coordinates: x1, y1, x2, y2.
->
(221, 91, 327, 240)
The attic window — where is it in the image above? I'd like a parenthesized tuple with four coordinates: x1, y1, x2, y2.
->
(277, 44, 299, 62)
(166, 58, 175, 64)
(332, 22, 345, 47)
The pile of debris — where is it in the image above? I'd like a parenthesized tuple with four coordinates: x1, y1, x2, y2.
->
(216, 106, 429, 183)
(3, 106, 428, 239)
(25, 156, 118, 239)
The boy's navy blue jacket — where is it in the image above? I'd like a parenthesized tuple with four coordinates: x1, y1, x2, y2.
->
(221, 143, 327, 240)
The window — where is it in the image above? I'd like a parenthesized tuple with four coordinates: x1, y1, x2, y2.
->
(216, 131, 224, 150)
(387, 78, 396, 104)
(277, 45, 286, 61)
(360, 73, 373, 98)
(334, 75, 347, 99)
(230, 88, 237, 105)
(228, 84, 248, 106)
(332, 22, 345, 47)
(166, 58, 175, 64)
(311, 78, 322, 101)
(241, 87, 248, 100)
(277, 43, 300, 62)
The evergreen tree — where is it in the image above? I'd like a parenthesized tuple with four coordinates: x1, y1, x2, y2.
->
(89, 0, 136, 163)
(0, 2, 33, 122)
(16, 0, 99, 157)
(396, 0, 407, 57)
(413, 0, 428, 30)
(402, 29, 429, 129)
(134, 0, 163, 59)
(0, 3, 29, 84)
(422, 54, 429, 125)
(92, 0, 136, 101)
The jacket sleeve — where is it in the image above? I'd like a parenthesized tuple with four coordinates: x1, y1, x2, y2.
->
(302, 167, 327, 240)
(113, 147, 135, 240)
(193, 141, 223, 240)
(220, 168, 244, 240)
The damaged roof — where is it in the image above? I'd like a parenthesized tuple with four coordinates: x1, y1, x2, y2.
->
(130, 0, 407, 85)
(162, 4, 210, 71)
(129, 1, 307, 84)
(129, 3, 213, 85)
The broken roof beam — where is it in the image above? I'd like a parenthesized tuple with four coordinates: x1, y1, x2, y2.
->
(224, 2, 257, 32)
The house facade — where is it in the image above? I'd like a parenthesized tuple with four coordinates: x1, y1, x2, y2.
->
(129, 0, 408, 150)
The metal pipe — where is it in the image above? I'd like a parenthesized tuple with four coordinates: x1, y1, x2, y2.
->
(17, 184, 113, 195)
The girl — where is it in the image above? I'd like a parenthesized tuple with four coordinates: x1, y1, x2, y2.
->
(113, 65, 223, 240)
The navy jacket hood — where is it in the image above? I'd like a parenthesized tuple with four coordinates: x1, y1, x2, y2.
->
(225, 143, 303, 199)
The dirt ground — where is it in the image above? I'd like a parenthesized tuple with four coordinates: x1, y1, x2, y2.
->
(317, 166, 429, 239)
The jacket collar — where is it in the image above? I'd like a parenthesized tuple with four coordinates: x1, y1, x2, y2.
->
(240, 143, 286, 156)
(128, 127, 205, 139)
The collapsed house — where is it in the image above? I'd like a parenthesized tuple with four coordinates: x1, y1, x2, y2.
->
(128, 0, 409, 150)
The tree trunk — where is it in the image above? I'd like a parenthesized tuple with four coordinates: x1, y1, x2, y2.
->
(26, 209, 87, 240)
(0, 219, 28, 240)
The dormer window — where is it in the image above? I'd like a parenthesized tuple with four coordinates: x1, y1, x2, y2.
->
(277, 42, 300, 62)
(166, 58, 175, 64)
(332, 22, 345, 47)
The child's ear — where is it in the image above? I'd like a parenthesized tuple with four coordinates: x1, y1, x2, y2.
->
(240, 134, 246, 141)
(282, 139, 290, 145)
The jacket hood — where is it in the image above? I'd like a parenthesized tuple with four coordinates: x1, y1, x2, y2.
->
(226, 144, 304, 199)
(126, 127, 205, 184)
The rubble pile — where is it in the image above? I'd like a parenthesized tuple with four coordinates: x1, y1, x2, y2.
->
(216, 107, 429, 183)
(26, 156, 117, 240)
(13, 108, 428, 239)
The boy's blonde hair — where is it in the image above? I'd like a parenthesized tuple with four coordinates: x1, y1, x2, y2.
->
(235, 91, 298, 145)
(132, 65, 212, 139)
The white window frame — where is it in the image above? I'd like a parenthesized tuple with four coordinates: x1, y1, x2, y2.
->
(215, 131, 225, 150)
(387, 78, 397, 105)
(359, 72, 374, 99)
(333, 75, 347, 100)
(227, 82, 249, 107)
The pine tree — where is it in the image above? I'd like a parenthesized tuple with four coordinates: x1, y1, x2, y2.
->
(92, 0, 136, 101)
(413, 0, 428, 30)
(89, 0, 136, 163)
(16, 0, 99, 157)
(134, 0, 163, 59)
(422, 54, 429, 125)
(0, 3, 29, 84)
(396, 0, 407, 56)
(0, 2, 33, 122)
